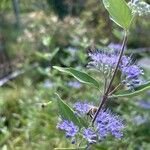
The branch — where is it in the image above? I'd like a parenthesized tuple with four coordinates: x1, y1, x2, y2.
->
(92, 31, 128, 124)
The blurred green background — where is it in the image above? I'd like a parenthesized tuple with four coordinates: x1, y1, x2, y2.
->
(0, 0, 150, 149)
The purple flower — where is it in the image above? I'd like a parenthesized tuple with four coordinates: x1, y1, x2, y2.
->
(57, 120, 79, 138)
(96, 109, 124, 139)
(138, 100, 150, 109)
(120, 56, 144, 88)
(121, 56, 131, 67)
(73, 102, 93, 114)
(88, 49, 144, 89)
(88, 50, 118, 72)
(121, 65, 143, 79)
(56, 102, 125, 145)
(83, 128, 97, 144)
(108, 43, 124, 54)
(120, 56, 143, 79)
(67, 81, 82, 89)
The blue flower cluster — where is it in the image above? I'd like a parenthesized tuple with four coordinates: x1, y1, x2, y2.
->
(88, 49, 143, 89)
(73, 102, 92, 114)
(108, 43, 124, 53)
(82, 128, 97, 144)
(57, 120, 79, 143)
(96, 109, 124, 139)
(88, 50, 118, 74)
(57, 102, 124, 145)
(120, 56, 143, 88)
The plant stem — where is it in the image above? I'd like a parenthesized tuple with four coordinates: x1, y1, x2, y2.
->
(103, 77, 107, 94)
(92, 31, 128, 125)
(108, 83, 121, 96)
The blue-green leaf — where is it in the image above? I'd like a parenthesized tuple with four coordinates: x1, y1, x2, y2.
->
(55, 93, 85, 128)
(103, 0, 132, 29)
(53, 66, 100, 89)
(111, 81, 150, 98)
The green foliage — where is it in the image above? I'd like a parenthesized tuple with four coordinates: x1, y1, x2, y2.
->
(111, 81, 150, 98)
(56, 93, 83, 128)
(0, 0, 150, 149)
(102, 0, 133, 29)
(53, 66, 100, 89)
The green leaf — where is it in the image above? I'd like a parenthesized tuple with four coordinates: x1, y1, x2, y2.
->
(103, 0, 132, 29)
(55, 93, 85, 128)
(53, 66, 100, 89)
(111, 81, 150, 98)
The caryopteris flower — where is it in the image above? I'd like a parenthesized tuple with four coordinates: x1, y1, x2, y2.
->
(88, 50, 118, 75)
(88, 49, 144, 89)
(74, 102, 125, 139)
(120, 56, 143, 88)
(96, 109, 124, 139)
(121, 65, 143, 79)
(57, 102, 125, 146)
(82, 128, 97, 144)
(108, 43, 124, 53)
(121, 55, 131, 67)
(73, 102, 92, 114)
(57, 120, 79, 138)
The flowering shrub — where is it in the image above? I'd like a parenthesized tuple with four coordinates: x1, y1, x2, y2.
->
(53, 0, 150, 149)
(57, 101, 124, 147)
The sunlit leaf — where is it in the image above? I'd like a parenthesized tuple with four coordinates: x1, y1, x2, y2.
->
(55, 93, 85, 128)
(103, 0, 132, 29)
(53, 66, 100, 89)
(111, 81, 150, 98)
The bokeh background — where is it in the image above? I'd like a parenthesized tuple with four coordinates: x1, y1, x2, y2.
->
(0, 0, 150, 149)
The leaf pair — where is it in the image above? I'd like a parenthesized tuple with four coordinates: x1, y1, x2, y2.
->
(111, 81, 150, 98)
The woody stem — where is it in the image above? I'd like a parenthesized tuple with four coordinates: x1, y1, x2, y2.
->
(92, 31, 128, 125)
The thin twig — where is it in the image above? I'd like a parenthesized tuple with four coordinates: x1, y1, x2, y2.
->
(103, 77, 107, 94)
(92, 31, 128, 125)
(108, 83, 121, 96)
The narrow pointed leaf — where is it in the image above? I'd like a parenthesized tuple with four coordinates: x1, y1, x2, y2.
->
(55, 93, 86, 128)
(53, 66, 100, 89)
(103, 0, 132, 29)
(53, 66, 69, 73)
(111, 81, 150, 98)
